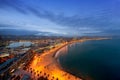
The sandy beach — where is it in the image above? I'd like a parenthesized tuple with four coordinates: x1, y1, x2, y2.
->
(27, 42, 82, 80)
(25, 38, 109, 80)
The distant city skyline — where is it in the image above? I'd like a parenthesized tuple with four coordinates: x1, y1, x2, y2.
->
(0, 0, 120, 36)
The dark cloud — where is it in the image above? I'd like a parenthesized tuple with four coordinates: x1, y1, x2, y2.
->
(0, 29, 65, 36)
(0, 0, 27, 14)
(0, 0, 120, 36)
(0, 23, 16, 27)
(27, 7, 45, 18)
(0, 0, 117, 29)
(27, 7, 116, 30)
(0, 29, 39, 35)
(28, 7, 120, 36)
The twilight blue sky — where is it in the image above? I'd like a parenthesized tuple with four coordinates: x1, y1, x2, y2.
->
(0, 0, 120, 36)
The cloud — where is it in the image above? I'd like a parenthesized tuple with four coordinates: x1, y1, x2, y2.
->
(26, 6, 115, 30)
(0, 29, 39, 35)
(0, 0, 120, 36)
(26, 7, 116, 35)
(0, 23, 14, 27)
(0, 0, 115, 30)
(0, 0, 27, 14)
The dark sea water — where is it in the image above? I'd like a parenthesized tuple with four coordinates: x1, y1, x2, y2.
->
(59, 39, 120, 80)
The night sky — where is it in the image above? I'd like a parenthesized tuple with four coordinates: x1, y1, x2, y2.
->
(0, 0, 120, 36)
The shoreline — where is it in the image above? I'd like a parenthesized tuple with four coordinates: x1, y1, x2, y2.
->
(53, 38, 111, 79)
(28, 38, 110, 80)
(28, 42, 81, 80)
(54, 43, 82, 78)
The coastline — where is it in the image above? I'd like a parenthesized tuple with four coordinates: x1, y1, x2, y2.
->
(28, 42, 81, 80)
(53, 38, 111, 79)
(27, 38, 110, 80)
(53, 42, 82, 78)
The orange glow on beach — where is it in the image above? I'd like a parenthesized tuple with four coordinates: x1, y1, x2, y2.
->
(27, 42, 81, 80)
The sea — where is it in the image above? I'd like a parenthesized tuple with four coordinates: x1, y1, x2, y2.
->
(59, 38, 120, 80)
